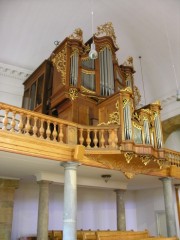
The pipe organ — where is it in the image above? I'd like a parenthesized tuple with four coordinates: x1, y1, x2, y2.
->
(22, 22, 164, 149)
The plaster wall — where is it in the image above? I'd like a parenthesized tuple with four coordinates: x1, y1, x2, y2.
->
(12, 179, 180, 240)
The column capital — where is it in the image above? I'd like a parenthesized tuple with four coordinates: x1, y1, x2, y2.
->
(114, 189, 126, 194)
(37, 180, 52, 185)
(159, 177, 172, 182)
(61, 161, 80, 170)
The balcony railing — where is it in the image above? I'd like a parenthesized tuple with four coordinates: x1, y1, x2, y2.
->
(0, 102, 180, 170)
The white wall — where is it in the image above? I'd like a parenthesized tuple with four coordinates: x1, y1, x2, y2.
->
(0, 62, 31, 107)
(11, 179, 180, 239)
(165, 129, 180, 152)
(12, 179, 137, 239)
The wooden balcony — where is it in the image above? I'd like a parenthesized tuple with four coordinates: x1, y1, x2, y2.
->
(0, 102, 180, 179)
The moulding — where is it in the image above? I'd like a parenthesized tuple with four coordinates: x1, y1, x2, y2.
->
(0, 62, 32, 81)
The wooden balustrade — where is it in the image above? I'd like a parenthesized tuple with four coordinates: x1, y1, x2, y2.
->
(77, 125, 120, 149)
(1, 102, 180, 172)
(164, 149, 180, 167)
(0, 102, 120, 149)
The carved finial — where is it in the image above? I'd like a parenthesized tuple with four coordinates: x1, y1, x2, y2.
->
(123, 56, 134, 67)
(95, 22, 119, 49)
(69, 28, 83, 42)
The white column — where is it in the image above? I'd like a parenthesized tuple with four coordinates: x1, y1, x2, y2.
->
(37, 180, 51, 240)
(114, 189, 126, 230)
(61, 162, 79, 240)
(160, 177, 177, 237)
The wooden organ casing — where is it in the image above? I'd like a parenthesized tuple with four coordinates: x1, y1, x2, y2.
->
(22, 23, 164, 149)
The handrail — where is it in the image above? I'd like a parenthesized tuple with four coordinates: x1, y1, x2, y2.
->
(0, 102, 180, 168)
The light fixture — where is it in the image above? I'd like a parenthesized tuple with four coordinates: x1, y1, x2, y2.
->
(139, 56, 146, 106)
(177, 89, 180, 101)
(101, 174, 111, 183)
(89, 11, 98, 60)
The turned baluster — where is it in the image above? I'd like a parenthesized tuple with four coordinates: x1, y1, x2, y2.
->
(10, 111, 16, 132)
(79, 128, 84, 145)
(46, 121, 51, 140)
(52, 122, 57, 141)
(2, 109, 9, 131)
(18, 113, 24, 133)
(100, 129, 105, 148)
(58, 123, 64, 143)
(39, 119, 45, 139)
(114, 128, 118, 149)
(32, 117, 38, 137)
(25, 115, 31, 135)
(93, 129, 98, 148)
(108, 129, 112, 148)
(86, 129, 91, 148)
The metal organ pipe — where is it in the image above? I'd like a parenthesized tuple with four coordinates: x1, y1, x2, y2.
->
(99, 47, 114, 96)
(70, 51, 79, 86)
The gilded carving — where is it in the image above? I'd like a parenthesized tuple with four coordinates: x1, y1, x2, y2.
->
(98, 100, 120, 126)
(69, 28, 83, 42)
(68, 88, 78, 101)
(52, 44, 67, 85)
(81, 86, 96, 94)
(140, 155, 153, 166)
(121, 87, 132, 95)
(133, 121, 142, 130)
(95, 22, 119, 49)
(81, 69, 95, 75)
(124, 152, 134, 164)
(133, 85, 141, 108)
(123, 172, 135, 179)
(123, 56, 134, 67)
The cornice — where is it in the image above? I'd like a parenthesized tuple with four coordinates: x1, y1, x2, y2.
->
(0, 62, 32, 81)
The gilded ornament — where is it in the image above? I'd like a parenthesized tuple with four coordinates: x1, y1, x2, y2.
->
(123, 172, 135, 179)
(52, 45, 67, 85)
(81, 69, 95, 75)
(81, 86, 96, 94)
(133, 85, 141, 108)
(123, 56, 134, 67)
(121, 87, 132, 95)
(133, 112, 141, 122)
(95, 22, 119, 49)
(140, 155, 153, 166)
(69, 28, 83, 42)
(124, 152, 134, 164)
(133, 121, 142, 130)
(68, 88, 78, 101)
(98, 100, 120, 125)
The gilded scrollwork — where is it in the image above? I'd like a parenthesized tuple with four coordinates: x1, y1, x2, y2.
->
(123, 172, 135, 179)
(124, 152, 134, 164)
(68, 88, 78, 101)
(69, 28, 83, 42)
(95, 22, 119, 49)
(123, 56, 134, 67)
(133, 85, 141, 108)
(81, 86, 96, 94)
(98, 100, 120, 126)
(52, 44, 67, 85)
(140, 155, 153, 166)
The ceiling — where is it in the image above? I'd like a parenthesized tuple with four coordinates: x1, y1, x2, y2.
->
(0, 0, 180, 189)
(1, 150, 180, 191)
(0, 0, 180, 104)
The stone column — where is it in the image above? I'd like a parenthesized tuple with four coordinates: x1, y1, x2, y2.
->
(37, 180, 51, 240)
(114, 189, 126, 230)
(61, 162, 79, 240)
(160, 177, 177, 237)
(0, 178, 19, 240)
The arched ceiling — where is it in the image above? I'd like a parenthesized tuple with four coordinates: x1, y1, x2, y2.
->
(0, 0, 180, 104)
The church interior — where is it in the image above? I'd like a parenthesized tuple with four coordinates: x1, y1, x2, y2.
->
(0, 0, 180, 240)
